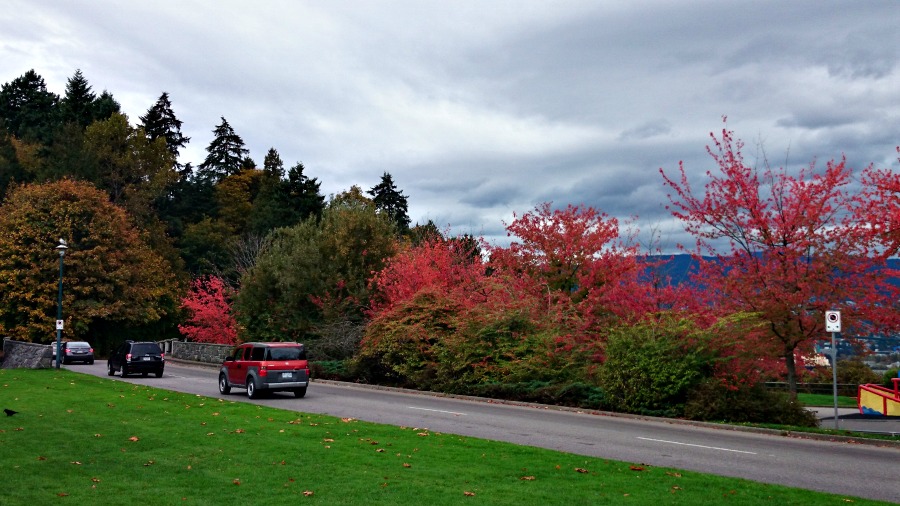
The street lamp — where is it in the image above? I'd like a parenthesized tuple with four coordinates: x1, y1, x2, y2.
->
(54, 238, 67, 369)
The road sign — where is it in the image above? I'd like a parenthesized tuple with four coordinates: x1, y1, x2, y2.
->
(825, 311, 840, 333)
(56, 320, 64, 330)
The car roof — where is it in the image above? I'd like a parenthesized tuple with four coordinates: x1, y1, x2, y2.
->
(67, 341, 90, 346)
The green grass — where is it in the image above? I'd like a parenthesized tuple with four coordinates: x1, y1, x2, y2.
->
(0, 370, 891, 505)
(797, 393, 857, 408)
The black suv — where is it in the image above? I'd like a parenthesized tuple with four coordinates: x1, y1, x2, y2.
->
(108, 341, 165, 378)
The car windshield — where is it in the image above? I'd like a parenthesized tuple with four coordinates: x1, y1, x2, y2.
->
(132, 343, 160, 355)
(267, 347, 305, 361)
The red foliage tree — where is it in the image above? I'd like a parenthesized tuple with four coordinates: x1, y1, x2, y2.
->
(660, 124, 900, 393)
(858, 146, 900, 254)
(178, 276, 239, 345)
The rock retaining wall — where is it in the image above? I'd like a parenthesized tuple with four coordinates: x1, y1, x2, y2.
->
(161, 339, 231, 365)
(2, 338, 54, 369)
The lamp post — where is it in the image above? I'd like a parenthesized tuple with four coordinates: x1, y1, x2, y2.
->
(54, 238, 67, 369)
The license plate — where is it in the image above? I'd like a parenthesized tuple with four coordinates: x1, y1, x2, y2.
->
(281, 372, 292, 379)
(142, 356, 152, 361)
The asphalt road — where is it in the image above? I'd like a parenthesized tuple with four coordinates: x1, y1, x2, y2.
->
(68, 360, 900, 503)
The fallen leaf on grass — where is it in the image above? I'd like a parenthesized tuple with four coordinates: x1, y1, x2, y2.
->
(128, 436, 140, 442)
(666, 472, 681, 478)
(14, 427, 24, 431)
(403, 463, 412, 468)
(71, 461, 82, 465)
(629, 465, 645, 472)
(464, 491, 476, 496)
(303, 490, 314, 497)
(94, 434, 102, 438)
(233, 479, 241, 485)
(91, 478, 101, 483)
(376, 449, 385, 453)
(323, 438, 334, 442)
(520, 476, 536, 481)
(341, 418, 355, 423)
(57, 493, 69, 497)
(574, 468, 588, 474)
(144, 461, 155, 466)
(234, 429, 245, 433)
(37, 456, 46, 461)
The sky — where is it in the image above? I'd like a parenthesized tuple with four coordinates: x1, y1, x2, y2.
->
(2, 1, 899, 252)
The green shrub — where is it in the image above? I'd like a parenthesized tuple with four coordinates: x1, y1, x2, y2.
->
(684, 379, 819, 427)
(597, 318, 716, 418)
(882, 368, 900, 388)
(465, 381, 609, 410)
(310, 360, 353, 381)
(835, 358, 881, 385)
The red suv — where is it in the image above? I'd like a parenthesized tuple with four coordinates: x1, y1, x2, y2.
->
(218, 342, 310, 398)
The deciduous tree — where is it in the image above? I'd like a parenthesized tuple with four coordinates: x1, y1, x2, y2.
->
(660, 124, 900, 394)
(178, 276, 238, 344)
(0, 179, 179, 350)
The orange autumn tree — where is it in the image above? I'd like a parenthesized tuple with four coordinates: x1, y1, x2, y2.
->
(660, 125, 900, 394)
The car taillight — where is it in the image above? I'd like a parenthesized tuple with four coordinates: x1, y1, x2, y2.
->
(126, 353, 132, 361)
(160, 352, 165, 360)
(89, 348, 94, 353)
(259, 365, 267, 376)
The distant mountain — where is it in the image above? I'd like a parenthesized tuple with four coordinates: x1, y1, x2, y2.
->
(641, 254, 900, 287)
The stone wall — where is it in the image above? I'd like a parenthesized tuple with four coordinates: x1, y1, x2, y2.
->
(2, 338, 54, 369)
(161, 339, 232, 365)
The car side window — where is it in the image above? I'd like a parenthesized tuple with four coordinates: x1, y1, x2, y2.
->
(250, 347, 265, 361)
(242, 347, 252, 360)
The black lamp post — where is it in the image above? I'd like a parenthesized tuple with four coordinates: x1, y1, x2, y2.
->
(55, 238, 67, 369)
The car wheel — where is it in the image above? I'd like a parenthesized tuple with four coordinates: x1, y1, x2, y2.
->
(107, 363, 115, 376)
(247, 376, 259, 399)
(155, 370, 163, 378)
(218, 374, 231, 394)
(141, 372, 149, 377)
(121, 365, 129, 377)
(88, 360, 94, 365)
(293, 387, 307, 398)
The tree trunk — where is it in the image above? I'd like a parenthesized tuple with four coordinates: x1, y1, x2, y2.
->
(784, 349, 798, 397)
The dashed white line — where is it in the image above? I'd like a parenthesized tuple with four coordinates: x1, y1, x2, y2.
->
(637, 437, 756, 454)
(409, 407, 466, 416)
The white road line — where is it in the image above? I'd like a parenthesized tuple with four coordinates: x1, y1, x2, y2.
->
(409, 407, 466, 416)
(637, 437, 757, 454)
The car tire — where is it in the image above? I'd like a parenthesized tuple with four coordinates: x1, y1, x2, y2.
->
(293, 387, 307, 398)
(88, 360, 94, 365)
(218, 374, 231, 394)
(141, 372, 149, 377)
(155, 370, 163, 378)
(107, 363, 115, 376)
(121, 365, 129, 377)
(247, 376, 259, 399)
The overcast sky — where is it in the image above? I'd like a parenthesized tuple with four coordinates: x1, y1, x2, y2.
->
(2, 1, 898, 251)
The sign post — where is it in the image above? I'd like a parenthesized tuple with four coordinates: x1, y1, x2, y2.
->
(825, 311, 841, 430)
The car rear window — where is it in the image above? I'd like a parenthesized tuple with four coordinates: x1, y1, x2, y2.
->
(68, 342, 90, 348)
(266, 346, 306, 361)
(132, 343, 161, 355)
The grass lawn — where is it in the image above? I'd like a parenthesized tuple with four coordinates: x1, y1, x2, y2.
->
(797, 393, 857, 408)
(0, 369, 891, 505)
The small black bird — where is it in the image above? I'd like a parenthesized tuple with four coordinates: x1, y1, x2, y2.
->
(3, 408, 18, 416)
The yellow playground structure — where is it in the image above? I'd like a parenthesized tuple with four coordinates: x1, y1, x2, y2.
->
(858, 378, 900, 416)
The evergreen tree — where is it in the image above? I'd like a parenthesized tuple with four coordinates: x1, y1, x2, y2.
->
(285, 161, 325, 220)
(197, 117, 248, 184)
(139, 92, 190, 164)
(0, 130, 25, 200)
(0, 69, 59, 143)
(59, 69, 97, 129)
(368, 171, 411, 234)
(262, 147, 284, 178)
(93, 90, 121, 121)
